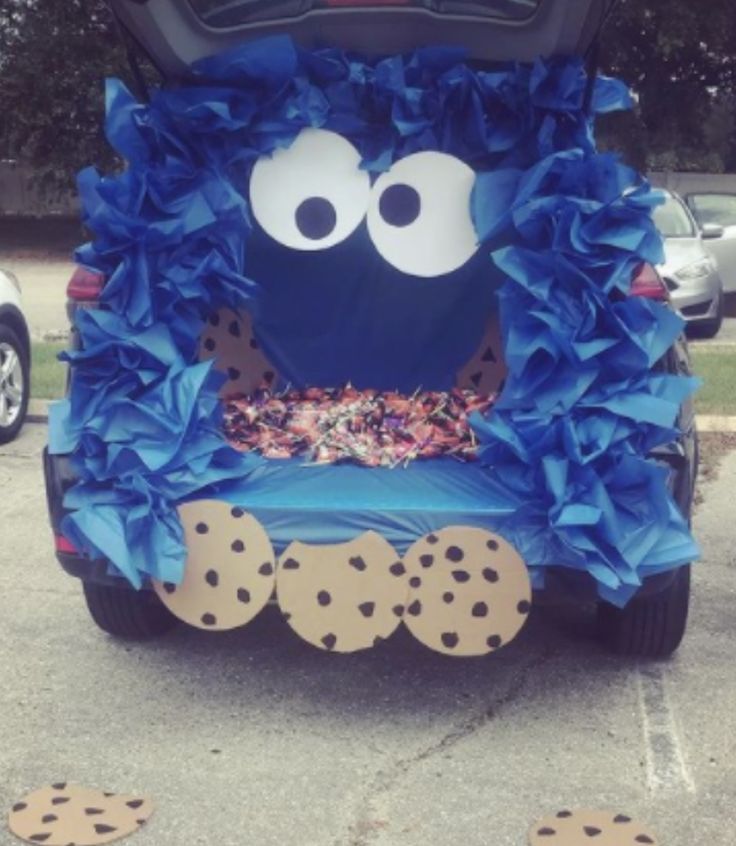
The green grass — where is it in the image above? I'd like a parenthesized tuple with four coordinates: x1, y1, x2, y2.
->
(31, 342, 67, 400)
(691, 347, 736, 416)
(28, 341, 736, 416)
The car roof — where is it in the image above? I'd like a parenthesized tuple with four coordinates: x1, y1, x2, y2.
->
(110, 0, 610, 79)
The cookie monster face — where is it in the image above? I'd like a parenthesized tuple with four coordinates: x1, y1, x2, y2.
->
(243, 128, 502, 393)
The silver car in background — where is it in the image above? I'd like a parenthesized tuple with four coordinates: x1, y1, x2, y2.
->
(653, 190, 724, 338)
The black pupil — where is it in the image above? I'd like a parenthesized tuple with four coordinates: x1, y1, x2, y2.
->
(295, 196, 337, 240)
(379, 183, 421, 228)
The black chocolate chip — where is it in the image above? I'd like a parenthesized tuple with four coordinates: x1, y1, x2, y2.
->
(470, 371, 483, 387)
(205, 569, 219, 587)
(482, 567, 499, 583)
(259, 562, 274, 576)
(203, 337, 216, 352)
(163, 582, 176, 594)
(419, 554, 434, 568)
(389, 561, 406, 577)
(237, 588, 251, 604)
(409, 576, 421, 588)
(471, 601, 488, 618)
(537, 829, 556, 837)
(407, 600, 422, 616)
(29, 835, 51, 843)
(321, 633, 337, 651)
(84, 808, 104, 815)
(195, 522, 208, 535)
(445, 545, 464, 562)
(482, 346, 497, 363)
(227, 367, 241, 381)
(317, 590, 332, 607)
(487, 538, 499, 550)
(517, 599, 531, 614)
(51, 783, 67, 791)
(359, 602, 375, 618)
(442, 592, 454, 604)
(427, 534, 439, 544)
(392, 604, 405, 617)
(486, 635, 502, 649)
(282, 558, 300, 570)
(614, 815, 632, 824)
(12, 803, 27, 812)
(441, 632, 459, 649)
(556, 811, 573, 819)
(201, 613, 217, 626)
(452, 570, 470, 583)
(94, 825, 118, 835)
(231, 507, 244, 518)
(231, 540, 245, 553)
(209, 313, 220, 326)
(51, 798, 70, 806)
(349, 556, 367, 571)
(41, 815, 58, 824)
(584, 827, 602, 837)
(126, 800, 144, 809)
(228, 320, 241, 338)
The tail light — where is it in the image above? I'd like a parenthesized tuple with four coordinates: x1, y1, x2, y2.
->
(67, 266, 105, 303)
(55, 534, 79, 554)
(630, 262, 669, 301)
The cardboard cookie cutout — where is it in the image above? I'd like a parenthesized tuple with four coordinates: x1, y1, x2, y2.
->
(8, 784, 153, 846)
(402, 527, 531, 656)
(529, 809, 659, 846)
(153, 500, 275, 631)
(456, 313, 507, 397)
(276, 531, 409, 652)
(199, 308, 278, 397)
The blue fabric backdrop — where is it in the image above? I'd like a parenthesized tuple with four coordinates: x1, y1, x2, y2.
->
(48, 36, 699, 604)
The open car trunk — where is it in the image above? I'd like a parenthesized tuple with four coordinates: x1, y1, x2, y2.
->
(110, 0, 611, 76)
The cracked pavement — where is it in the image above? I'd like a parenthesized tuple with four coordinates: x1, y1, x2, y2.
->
(2, 423, 736, 846)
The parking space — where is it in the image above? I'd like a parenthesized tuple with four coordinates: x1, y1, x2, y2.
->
(2, 423, 735, 846)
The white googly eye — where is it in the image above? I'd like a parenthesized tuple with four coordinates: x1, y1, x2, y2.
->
(367, 152, 479, 278)
(249, 128, 371, 251)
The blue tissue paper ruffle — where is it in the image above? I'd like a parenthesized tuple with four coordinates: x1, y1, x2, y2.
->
(49, 35, 699, 602)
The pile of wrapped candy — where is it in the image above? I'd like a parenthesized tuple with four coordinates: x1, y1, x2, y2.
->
(223, 385, 495, 467)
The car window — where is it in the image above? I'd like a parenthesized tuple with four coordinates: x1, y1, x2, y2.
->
(652, 194, 696, 238)
(687, 193, 736, 228)
(189, 0, 541, 28)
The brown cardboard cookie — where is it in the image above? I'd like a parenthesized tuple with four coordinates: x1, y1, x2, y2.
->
(153, 500, 275, 631)
(402, 527, 531, 656)
(276, 532, 409, 653)
(199, 308, 278, 397)
(529, 809, 659, 845)
(456, 313, 507, 397)
(8, 783, 153, 845)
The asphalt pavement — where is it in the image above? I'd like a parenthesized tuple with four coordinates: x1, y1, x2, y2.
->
(1, 422, 735, 846)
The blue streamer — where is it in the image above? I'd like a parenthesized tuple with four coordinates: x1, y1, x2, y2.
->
(49, 35, 699, 603)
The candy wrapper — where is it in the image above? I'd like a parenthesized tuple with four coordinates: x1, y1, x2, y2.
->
(224, 386, 495, 467)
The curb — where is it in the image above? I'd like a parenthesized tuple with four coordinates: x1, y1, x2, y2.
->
(26, 399, 736, 433)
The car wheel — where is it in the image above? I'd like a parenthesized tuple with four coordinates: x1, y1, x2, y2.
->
(688, 291, 724, 339)
(0, 324, 30, 444)
(597, 565, 690, 658)
(83, 581, 179, 639)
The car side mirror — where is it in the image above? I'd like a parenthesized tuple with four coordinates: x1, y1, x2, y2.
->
(701, 222, 725, 239)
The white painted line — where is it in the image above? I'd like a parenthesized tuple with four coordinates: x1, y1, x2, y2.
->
(636, 665, 696, 796)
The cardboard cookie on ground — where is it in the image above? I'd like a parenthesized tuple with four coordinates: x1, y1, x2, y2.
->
(153, 500, 275, 631)
(529, 809, 659, 845)
(402, 526, 531, 656)
(276, 531, 409, 653)
(8, 783, 153, 846)
(199, 307, 278, 396)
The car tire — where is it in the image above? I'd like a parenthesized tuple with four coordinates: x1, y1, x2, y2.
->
(0, 324, 30, 444)
(82, 581, 179, 639)
(689, 291, 724, 339)
(597, 565, 691, 658)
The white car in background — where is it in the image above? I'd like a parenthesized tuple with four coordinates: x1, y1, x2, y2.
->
(684, 192, 736, 296)
(0, 268, 30, 442)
